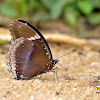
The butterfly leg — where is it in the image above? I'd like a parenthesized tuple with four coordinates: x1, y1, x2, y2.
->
(51, 67, 59, 83)
(31, 76, 37, 83)
(38, 73, 42, 80)
(52, 67, 59, 79)
(31, 72, 40, 82)
(31, 72, 43, 82)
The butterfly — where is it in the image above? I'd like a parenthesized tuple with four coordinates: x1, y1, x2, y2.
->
(6, 20, 59, 80)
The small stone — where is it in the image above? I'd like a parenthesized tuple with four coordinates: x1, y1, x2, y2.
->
(90, 62, 100, 67)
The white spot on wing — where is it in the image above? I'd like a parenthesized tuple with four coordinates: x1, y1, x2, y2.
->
(34, 36, 40, 39)
(25, 23, 27, 25)
(27, 37, 35, 40)
(20, 75, 24, 77)
(32, 44, 34, 46)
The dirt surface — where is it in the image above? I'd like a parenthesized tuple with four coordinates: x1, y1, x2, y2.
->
(0, 41, 100, 100)
(0, 25, 100, 100)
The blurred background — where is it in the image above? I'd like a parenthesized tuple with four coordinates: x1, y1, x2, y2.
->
(0, 0, 100, 100)
(0, 0, 100, 37)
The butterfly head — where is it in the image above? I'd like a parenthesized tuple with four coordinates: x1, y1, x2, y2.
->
(52, 59, 59, 67)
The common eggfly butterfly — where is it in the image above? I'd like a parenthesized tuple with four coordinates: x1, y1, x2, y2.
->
(6, 20, 59, 80)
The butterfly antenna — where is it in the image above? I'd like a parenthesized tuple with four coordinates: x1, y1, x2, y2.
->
(57, 49, 76, 60)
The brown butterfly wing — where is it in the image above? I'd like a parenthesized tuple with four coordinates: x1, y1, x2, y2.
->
(9, 20, 52, 60)
(10, 21, 37, 42)
(7, 37, 50, 79)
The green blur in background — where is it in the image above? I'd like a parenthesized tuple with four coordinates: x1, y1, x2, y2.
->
(0, 0, 100, 26)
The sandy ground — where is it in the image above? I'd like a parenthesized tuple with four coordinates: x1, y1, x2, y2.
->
(0, 42, 100, 100)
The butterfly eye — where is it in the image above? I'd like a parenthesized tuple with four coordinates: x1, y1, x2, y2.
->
(52, 60, 59, 65)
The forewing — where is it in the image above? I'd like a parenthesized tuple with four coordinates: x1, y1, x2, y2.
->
(10, 21, 39, 42)
(10, 20, 52, 59)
